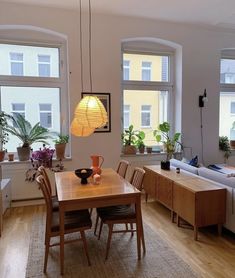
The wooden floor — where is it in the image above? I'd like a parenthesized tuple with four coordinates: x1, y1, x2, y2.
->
(0, 200, 235, 278)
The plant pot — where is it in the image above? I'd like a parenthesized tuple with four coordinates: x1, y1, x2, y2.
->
(123, 145, 137, 155)
(55, 143, 66, 160)
(138, 146, 145, 154)
(161, 160, 170, 170)
(146, 147, 152, 154)
(230, 140, 235, 149)
(17, 146, 31, 161)
(0, 150, 5, 162)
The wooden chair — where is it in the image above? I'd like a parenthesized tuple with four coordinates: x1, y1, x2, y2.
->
(96, 167, 146, 260)
(38, 166, 59, 211)
(36, 175, 92, 273)
(116, 160, 129, 178)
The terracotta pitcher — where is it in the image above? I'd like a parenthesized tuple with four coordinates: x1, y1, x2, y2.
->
(91, 155, 104, 175)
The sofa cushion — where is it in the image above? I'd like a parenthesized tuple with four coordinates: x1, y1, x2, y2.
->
(170, 158, 198, 175)
(198, 167, 235, 189)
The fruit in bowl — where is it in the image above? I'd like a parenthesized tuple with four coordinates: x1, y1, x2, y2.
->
(75, 168, 93, 184)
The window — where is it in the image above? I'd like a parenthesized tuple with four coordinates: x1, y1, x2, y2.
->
(141, 105, 151, 127)
(12, 103, 25, 127)
(10, 52, 23, 76)
(38, 55, 50, 77)
(123, 60, 130, 80)
(231, 102, 235, 114)
(142, 61, 151, 81)
(39, 103, 52, 128)
(123, 105, 130, 128)
(220, 54, 235, 139)
(0, 42, 67, 153)
(122, 51, 172, 147)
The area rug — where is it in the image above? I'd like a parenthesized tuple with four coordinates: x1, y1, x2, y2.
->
(26, 211, 199, 278)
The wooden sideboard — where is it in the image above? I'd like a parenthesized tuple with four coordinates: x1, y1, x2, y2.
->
(143, 165, 226, 240)
(0, 179, 11, 237)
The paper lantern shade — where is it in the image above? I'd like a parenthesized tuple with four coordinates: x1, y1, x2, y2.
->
(74, 96, 108, 128)
(70, 118, 95, 137)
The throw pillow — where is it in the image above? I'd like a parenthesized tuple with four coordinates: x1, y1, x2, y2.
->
(188, 155, 198, 167)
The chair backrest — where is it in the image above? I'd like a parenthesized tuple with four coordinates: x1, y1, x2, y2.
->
(130, 167, 145, 191)
(38, 166, 52, 196)
(36, 175, 53, 214)
(117, 160, 129, 178)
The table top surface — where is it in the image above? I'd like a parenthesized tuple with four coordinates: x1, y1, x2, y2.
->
(55, 168, 139, 202)
(144, 165, 225, 192)
(143, 165, 197, 181)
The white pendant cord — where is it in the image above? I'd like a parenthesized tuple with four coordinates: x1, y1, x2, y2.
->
(88, 0, 93, 93)
(79, 0, 84, 92)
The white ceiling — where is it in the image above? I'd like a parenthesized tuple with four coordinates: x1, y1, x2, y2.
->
(2, 0, 235, 28)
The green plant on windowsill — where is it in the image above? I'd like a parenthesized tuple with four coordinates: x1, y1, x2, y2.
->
(135, 131, 145, 153)
(219, 136, 231, 162)
(153, 122, 181, 161)
(121, 124, 138, 155)
(0, 112, 12, 161)
(54, 134, 69, 160)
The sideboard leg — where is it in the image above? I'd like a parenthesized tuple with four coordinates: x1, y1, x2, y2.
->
(194, 226, 198, 240)
(218, 224, 222, 236)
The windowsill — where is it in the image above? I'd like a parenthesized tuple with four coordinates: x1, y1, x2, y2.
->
(0, 157, 72, 165)
(121, 151, 181, 157)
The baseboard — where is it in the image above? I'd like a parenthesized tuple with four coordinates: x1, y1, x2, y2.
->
(11, 197, 45, 207)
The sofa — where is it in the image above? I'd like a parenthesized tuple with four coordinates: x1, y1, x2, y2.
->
(170, 159, 235, 233)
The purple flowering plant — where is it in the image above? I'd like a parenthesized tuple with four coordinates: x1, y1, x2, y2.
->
(31, 145, 55, 168)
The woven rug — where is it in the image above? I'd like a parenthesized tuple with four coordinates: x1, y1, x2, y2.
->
(26, 211, 199, 278)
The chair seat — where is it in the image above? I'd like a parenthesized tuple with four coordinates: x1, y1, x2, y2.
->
(51, 209, 92, 233)
(97, 205, 135, 221)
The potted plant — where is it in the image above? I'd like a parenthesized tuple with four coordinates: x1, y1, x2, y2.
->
(219, 136, 231, 163)
(0, 112, 11, 161)
(5, 113, 53, 161)
(153, 122, 181, 170)
(122, 124, 137, 155)
(136, 131, 145, 153)
(54, 134, 69, 160)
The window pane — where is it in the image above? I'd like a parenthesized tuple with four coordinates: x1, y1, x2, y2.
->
(123, 90, 168, 146)
(1, 86, 60, 152)
(0, 44, 59, 77)
(220, 59, 235, 84)
(231, 102, 235, 113)
(219, 92, 235, 139)
(123, 53, 169, 82)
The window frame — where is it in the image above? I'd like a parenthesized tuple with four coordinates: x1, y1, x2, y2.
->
(122, 50, 174, 136)
(0, 39, 69, 157)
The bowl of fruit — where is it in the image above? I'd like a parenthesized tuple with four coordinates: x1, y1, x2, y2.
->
(75, 168, 93, 184)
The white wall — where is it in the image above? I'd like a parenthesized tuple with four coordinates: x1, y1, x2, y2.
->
(1, 2, 235, 199)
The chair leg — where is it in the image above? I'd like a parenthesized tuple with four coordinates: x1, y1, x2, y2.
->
(44, 234, 50, 273)
(89, 208, 93, 216)
(141, 227, 146, 254)
(130, 223, 134, 236)
(105, 223, 113, 260)
(94, 214, 99, 236)
(98, 220, 103, 240)
(125, 223, 128, 231)
(80, 230, 91, 266)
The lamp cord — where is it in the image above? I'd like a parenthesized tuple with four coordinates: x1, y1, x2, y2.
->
(88, 0, 93, 92)
(79, 0, 84, 92)
(200, 107, 205, 165)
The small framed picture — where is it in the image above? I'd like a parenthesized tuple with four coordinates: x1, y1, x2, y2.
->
(81, 92, 111, 133)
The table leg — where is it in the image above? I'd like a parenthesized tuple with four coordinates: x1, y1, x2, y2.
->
(218, 224, 222, 236)
(135, 195, 142, 260)
(59, 206, 65, 275)
(194, 226, 198, 241)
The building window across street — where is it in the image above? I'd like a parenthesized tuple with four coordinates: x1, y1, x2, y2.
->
(141, 105, 151, 127)
(123, 60, 130, 80)
(141, 61, 151, 81)
(12, 103, 25, 127)
(39, 103, 52, 128)
(38, 55, 51, 77)
(123, 105, 130, 128)
(10, 52, 24, 76)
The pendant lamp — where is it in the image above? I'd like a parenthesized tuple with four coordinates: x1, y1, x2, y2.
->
(70, 118, 94, 137)
(70, 0, 108, 137)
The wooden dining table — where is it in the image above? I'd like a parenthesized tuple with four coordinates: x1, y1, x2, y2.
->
(55, 168, 145, 275)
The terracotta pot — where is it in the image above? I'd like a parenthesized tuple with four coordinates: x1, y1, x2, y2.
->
(55, 143, 66, 159)
(123, 145, 137, 155)
(0, 150, 5, 162)
(139, 146, 145, 154)
(230, 140, 235, 149)
(146, 147, 152, 154)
